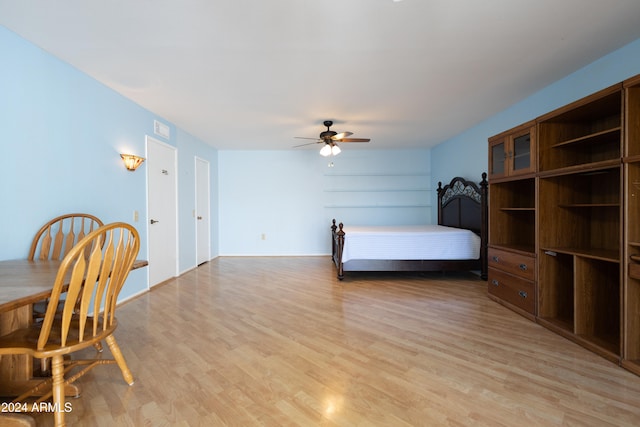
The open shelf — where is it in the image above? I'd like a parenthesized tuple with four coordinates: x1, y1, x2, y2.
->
(538, 86, 622, 172)
(489, 178, 535, 254)
(537, 159, 622, 178)
(550, 126, 621, 149)
(539, 168, 621, 263)
(538, 250, 621, 357)
(542, 247, 619, 263)
(538, 251, 575, 332)
(558, 203, 619, 208)
(574, 257, 620, 356)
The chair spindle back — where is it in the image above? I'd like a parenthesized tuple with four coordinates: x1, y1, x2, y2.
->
(37, 222, 140, 350)
(28, 213, 103, 261)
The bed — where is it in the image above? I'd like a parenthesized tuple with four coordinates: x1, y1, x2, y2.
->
(331, 173, 488, 280)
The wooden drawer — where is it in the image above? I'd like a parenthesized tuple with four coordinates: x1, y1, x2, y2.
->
(488, 267, 536, 314)
(488, 248, 535, 281)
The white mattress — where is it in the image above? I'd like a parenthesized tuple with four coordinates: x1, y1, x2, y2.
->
(340, 225, 480, 263)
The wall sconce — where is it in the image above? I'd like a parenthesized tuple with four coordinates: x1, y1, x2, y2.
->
(120, 154, 145, 171)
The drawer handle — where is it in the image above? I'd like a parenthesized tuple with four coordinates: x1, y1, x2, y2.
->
(491, 279, 499, 286)
(519, 263, 528, 271)
(519, 290, 528, 299)
(492, 256, 500, 262)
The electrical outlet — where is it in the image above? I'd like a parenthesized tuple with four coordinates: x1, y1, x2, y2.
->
(133, 210, 139, 222)
(261, 233, 266, 240)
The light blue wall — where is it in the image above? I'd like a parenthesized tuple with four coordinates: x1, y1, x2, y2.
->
(0, 25, 218, 299)
(218, 149, 431, 255)
(431, 37, 640, 219)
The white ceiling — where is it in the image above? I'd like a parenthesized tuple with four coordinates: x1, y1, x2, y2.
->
(2, 0, 640, 151)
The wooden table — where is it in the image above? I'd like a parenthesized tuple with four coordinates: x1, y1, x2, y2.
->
(0, 260, 63, 397)
(0, 259, 63, 312)
(0, 259, 148, 397)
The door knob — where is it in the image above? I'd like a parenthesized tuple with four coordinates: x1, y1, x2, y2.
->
(150, 219, 159, 224)
(197, 216, 203, 220)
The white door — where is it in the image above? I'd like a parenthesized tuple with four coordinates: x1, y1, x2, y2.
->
(146, 136, 178, 287)
(195, 157, 211, 265)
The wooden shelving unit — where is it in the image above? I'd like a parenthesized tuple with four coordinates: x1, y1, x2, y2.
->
(488, 80, 640, 372)
(487, 122, 537, 320)
(537, 84, 623, 362)
(623, 74, 640, 376)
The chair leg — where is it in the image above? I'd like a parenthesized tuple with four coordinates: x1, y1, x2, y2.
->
(105, 334, 134, 385)
(50, 355, 66, 427)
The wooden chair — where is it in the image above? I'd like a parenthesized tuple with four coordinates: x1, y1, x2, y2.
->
(0, 222, 139, 427)
(28, 214, 105, 372)
(29, 213, 103, 261)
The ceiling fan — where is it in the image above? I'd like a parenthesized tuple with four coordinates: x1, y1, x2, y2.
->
(294, 120, 370, 156)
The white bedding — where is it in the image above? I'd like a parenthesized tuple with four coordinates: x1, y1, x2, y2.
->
(340, 225, 480, 263)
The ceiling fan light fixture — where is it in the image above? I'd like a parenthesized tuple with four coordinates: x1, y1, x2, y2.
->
(320, 144, 332, 157)
(297, 120, 369, 155)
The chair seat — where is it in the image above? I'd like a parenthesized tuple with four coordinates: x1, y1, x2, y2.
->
(0, 317, 117, 359)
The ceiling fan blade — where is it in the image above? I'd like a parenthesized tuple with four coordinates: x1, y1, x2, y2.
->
(293, 141, 321, 148)
(294, 137, 321, 140)
(331, 131, 353, 140)
(336, 138, 370, 143)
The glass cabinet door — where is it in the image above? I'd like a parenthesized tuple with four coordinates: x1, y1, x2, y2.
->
(510, 125, 536, 176)
(490, 139, 506, 178)
(512, 133, 531, 172)
(489, 122, 536, 180)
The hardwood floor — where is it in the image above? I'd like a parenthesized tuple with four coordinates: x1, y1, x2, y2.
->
(28, 257, 640, 426)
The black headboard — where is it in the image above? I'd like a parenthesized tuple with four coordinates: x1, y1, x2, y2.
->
(436, 173, 488, 236)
